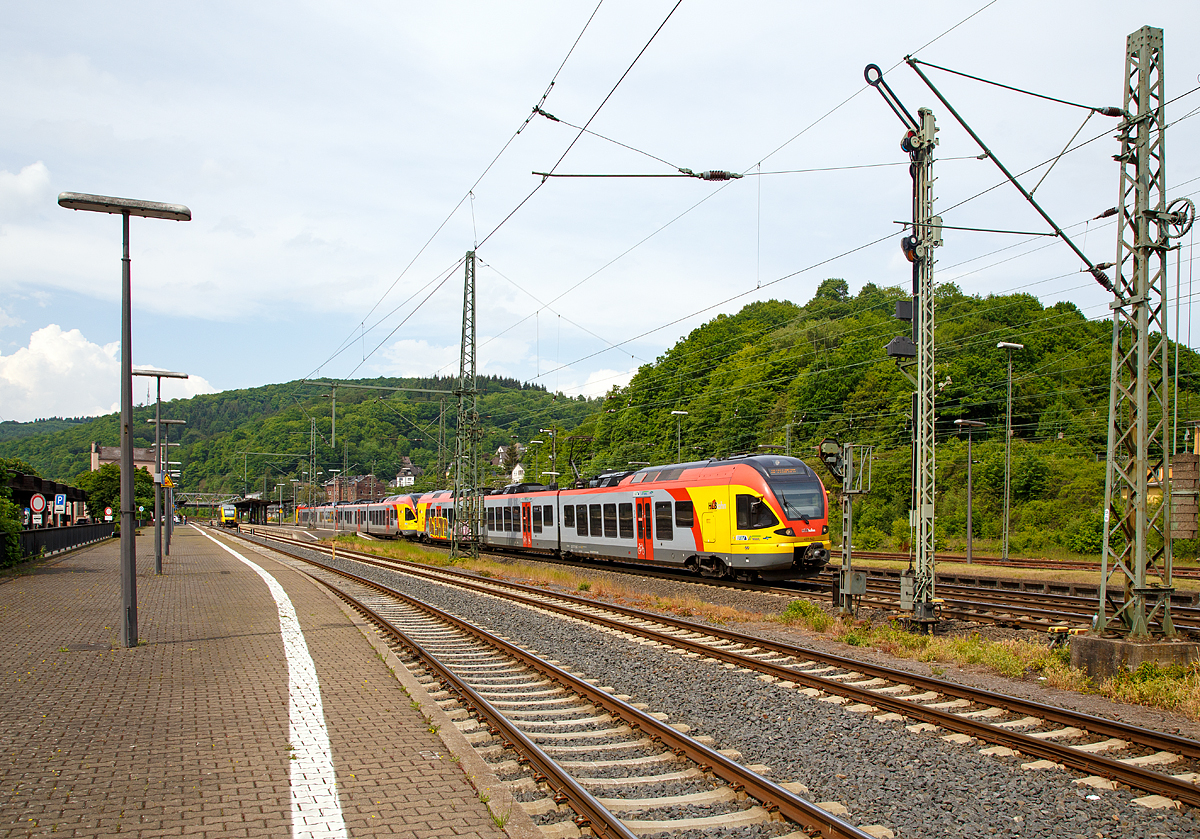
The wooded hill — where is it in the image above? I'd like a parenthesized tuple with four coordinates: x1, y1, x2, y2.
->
(4, 279, 1197, 557)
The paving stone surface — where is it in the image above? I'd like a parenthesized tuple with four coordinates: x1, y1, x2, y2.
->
(0, 526, 505, 838)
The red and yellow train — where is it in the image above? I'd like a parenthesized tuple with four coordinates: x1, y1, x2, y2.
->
(298, 455, 830, 581)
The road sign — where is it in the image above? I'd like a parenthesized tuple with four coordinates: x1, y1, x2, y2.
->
(30, 494, 46, 514)
(54, 493, 66, 513)
(32, 514, 42, 525)
(163, 474, 174, 488)
(104, 506, 113, 522)
(138, 506, 144, 513)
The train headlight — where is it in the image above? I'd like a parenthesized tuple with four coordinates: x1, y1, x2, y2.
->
(821, 524, 829, 534)
(774, 527, 795, 537)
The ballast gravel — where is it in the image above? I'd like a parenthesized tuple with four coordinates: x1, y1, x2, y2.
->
(248, 537, 1200, 839)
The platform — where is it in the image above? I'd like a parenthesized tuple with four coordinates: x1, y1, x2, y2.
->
(0, 525, 524, 838)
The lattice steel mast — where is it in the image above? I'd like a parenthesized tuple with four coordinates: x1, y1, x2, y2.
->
(867, 65, 941, 623)
(1098, 26, 1194, 638)
(451, 251, 481, 559)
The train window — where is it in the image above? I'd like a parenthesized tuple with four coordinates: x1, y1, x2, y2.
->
(576, 505, 588, 536)
(544, 505, 553, 527)
(533, 506, 542, 534)
(675, 500, 694, 528)
(655, 502, 673, 541)
(656, 467, 684, 482)
(503, 507, 513, 531)
(448, 508, 455, 527)
(589, 504, 602, 536)
(404, 508, 415, 521)
(603, 504, 617, 538)
(487, 509, 494, 530)
(736, 494, 779, 530)
(630, 473, 648, 484)
(618, 503, 634, 539)
(563, 505, 575, 528)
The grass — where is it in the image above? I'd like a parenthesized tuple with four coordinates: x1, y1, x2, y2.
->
(774, 600, 1200, 719)
(326, 535, 1200, 720)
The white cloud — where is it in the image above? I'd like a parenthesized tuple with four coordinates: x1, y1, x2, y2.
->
(132, 364, 218, 403)
(0, 326, 218, 422)
(0, 306, 21, 329)
(0, 324, 119, 420)
(559, 367, 637, 400)
(375, 338, 460, 378)
(0, 161, 52, 221)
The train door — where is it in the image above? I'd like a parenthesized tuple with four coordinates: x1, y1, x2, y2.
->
(521, 502, 532, 548)
(635, 498, 654, 561)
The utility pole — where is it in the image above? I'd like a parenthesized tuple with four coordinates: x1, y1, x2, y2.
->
(869, 64, 941, 625)
(1098, 26, 1195, 638)
(998, 342, 1023, 561)
(437, 399, 446, 490)
(451, 252, 481, 559)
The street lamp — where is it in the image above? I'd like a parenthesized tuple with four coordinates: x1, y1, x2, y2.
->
(954, 419, 986, 564)
(997, 342, 1024, 561)
(136, 368, 188, 575)
(59, 191, 190, 649)
(159, 420, 186, 556)
(529, 441, 543, 484)
(539, 428, 557, 478)
(671, 411, 688, 463)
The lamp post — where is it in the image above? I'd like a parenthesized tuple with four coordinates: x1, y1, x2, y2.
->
(291, 479, 300, 524)
(529, 441, 543, 484)
(136, 369, 188, 575)
(671, 411, 688, 463)
(159, 420, 185, 555)
(954, 419, 986, 564)
(539, 428, 557, 481)
(997, 342, 1024, 561)
(59, 192, 191, 649)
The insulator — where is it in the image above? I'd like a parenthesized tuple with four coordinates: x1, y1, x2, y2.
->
(698, 170, 741, 181)
(1098, 106, 1124, 118)
(1094, 207, 1118, 220)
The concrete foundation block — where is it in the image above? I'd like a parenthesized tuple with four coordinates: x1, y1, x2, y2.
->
(1069, 633, 1200, 679)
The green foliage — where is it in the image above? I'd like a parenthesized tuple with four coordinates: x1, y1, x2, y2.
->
(779, 599, 831, 632)
(72, 464, 155, 517)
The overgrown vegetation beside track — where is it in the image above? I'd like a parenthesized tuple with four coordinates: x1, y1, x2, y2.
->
(327, 534, 1200, 720)
(778, 598, 1200, 719)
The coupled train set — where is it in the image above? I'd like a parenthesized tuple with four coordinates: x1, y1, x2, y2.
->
(296, 454, 831, 581)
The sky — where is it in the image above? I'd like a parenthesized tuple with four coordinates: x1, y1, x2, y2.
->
(1, 1, 1198, 423)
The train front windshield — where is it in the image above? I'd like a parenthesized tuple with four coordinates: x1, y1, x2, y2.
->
(770, 481, 825, 522)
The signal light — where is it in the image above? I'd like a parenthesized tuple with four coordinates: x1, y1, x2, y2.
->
(901, 235, 918, 262)
(818, 438, 843, 481)
(901, 130, 917, 153)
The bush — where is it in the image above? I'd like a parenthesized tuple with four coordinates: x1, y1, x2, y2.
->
(854, 526, 886, 550)
(779, 599, 831, 632)
(1064, 513, 1104, 555)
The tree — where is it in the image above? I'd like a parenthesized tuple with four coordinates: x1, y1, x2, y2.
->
(73, 464, 154, 518)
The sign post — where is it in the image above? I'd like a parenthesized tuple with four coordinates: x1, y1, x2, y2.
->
(30, 494, 46, 528)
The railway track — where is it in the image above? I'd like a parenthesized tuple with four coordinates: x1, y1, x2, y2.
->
(249, 522, 1199, 636)
(239, 527, 1200, 816)
(854, 550, 1200, 581)
(220, 526, 874, 839)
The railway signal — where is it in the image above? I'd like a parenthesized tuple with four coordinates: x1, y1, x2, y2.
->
(818, 438, 872, 616)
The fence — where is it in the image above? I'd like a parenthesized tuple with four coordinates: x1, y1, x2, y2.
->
(20, 523, 116, 561)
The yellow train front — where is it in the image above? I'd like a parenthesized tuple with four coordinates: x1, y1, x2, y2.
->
(474, 454, 830, 581)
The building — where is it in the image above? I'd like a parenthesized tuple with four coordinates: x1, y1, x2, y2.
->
(324, 474, 387, 504)
(91, 442, 157, 473)
(389, 457, 424, 488)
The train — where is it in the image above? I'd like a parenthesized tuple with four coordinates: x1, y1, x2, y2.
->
(297, 454, 831, 582)
(218, 504, 240, 527)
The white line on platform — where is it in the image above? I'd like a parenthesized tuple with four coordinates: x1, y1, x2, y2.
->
(194, 525, 347, 839)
